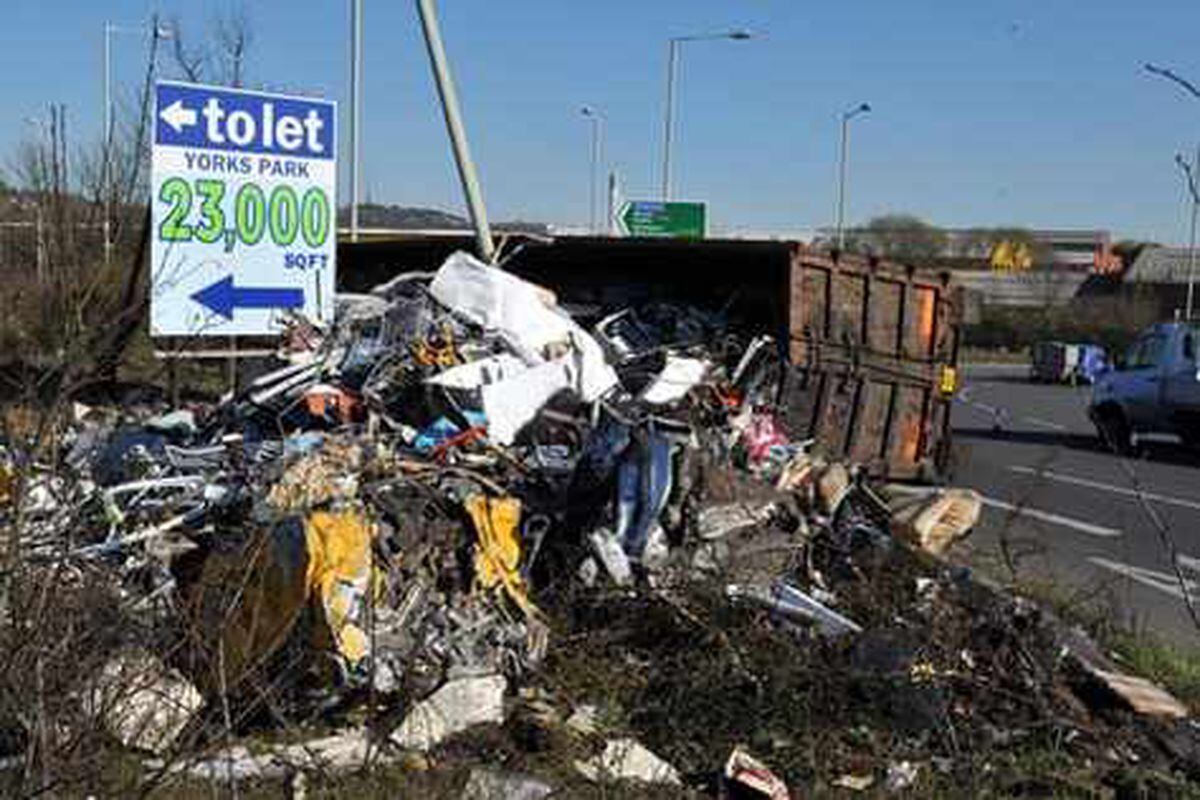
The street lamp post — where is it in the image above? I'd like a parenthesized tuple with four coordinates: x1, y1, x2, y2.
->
(660, 29, 753, 200)
(581, 106, 605, 234)
(1145, 63, 1200, 318)
(349, 0, 363, 242)
(1176, 151, 1200, 320)
(835, 102, 870, 251)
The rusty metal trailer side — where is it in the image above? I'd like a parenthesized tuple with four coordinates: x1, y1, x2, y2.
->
(784, 247, 960, 481)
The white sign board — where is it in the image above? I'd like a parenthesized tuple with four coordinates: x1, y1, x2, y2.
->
(150, 81, 337, 336)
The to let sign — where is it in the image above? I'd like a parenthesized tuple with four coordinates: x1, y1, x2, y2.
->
(150, 81, 337, 336)
(617, 200, 706, 239)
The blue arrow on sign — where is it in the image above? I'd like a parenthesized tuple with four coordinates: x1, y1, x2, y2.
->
(190, 275, 304, 320)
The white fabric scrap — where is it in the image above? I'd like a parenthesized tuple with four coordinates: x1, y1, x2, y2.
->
(481, 359, 574, 444)
(429, 251, 574, 360)
(639, 356, 709, 405)
(425, 353, 528, 390)
(428, 252, 618, 441)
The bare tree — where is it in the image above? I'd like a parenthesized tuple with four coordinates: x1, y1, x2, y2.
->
(214, 5, 253, 88)
(167, 4, 254, 88)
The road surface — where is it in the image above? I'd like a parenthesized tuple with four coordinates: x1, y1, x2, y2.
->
(951, 364, 1200, 642)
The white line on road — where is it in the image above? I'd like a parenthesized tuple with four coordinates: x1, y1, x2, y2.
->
(1008, 466, 1200, 513)
(979, 496, 1123, 538)
(1018, 416, 1068, 431)
(956, 397, 1067, 431)
(1088, 556, 1199, 602)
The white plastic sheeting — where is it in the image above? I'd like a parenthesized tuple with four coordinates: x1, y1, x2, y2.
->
(427, 252, 618, 444)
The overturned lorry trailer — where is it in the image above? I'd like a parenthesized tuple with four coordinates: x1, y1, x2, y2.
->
(339, 235, 961, 480)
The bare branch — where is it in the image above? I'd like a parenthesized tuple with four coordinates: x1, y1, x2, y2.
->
(213, 5, 253, 88)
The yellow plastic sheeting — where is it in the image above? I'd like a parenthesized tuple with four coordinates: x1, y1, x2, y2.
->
(182, 510, 377, 692)
(305, 510, 375, 665)
(465, 494, 538, 618)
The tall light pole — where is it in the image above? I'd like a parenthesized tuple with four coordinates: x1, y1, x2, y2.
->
(660, 29, 753, 200)
(1176, 152, 1199, 319)
(835, 102, 870, 251)
(1146, 63, 1200, 318)
(349, 0, 363, 242)
(581, 106, 605, 234)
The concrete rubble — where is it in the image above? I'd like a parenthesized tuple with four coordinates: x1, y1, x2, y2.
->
(574, 737, 682, 785)
(460, 767, 554, 800)
(391, 674, 507, 752)
(88, 650, 205, 755)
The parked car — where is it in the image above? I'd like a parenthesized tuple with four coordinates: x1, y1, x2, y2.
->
(1089, 323, 1200, 452)
(1031, 341, 1109, 384)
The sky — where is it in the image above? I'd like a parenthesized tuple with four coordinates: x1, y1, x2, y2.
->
(4, 0, 1200, 242)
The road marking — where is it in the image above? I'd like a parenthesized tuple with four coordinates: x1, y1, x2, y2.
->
(956, 396, 1067, 431)
(978, 496, 1122, 537)
(1008, 466, 1200, 513)
(1088, 556, 1200, 602)
(1019, 416, 1068, 431)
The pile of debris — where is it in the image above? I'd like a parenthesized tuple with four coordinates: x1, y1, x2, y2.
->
(0, 251, 1195, 797)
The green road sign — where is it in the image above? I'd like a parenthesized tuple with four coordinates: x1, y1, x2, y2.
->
(617, 200, 706, 239)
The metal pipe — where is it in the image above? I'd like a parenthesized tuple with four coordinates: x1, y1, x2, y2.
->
(349, 0, 363, 242)
(415, 0, 495, 262)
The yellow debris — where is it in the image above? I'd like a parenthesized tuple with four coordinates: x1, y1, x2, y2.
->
(305, 510, 376, 665)
(466, 494, 539, 619)
(182, 509, 379, 691)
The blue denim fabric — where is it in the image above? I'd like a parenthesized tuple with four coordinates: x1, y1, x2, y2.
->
(617, 426, 675, 560)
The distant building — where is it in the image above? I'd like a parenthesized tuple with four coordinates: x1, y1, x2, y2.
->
(816, 226, 1117, 273)
(1032, 229, 1119, 273)
(1114, 247, 1198, 318)
(941, 228, 1116, 273)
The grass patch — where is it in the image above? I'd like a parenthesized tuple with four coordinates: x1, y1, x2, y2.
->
(1110, 631, 1200, 713)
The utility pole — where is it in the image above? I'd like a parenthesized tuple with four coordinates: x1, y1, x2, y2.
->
(415, 0, 495, 262)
